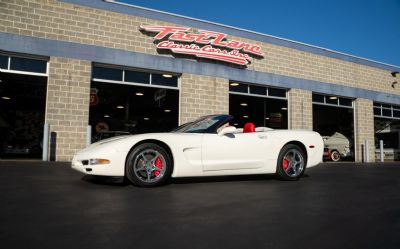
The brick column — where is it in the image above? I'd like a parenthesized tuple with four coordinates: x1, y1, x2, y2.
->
(45, 57, 91, 161)
(288, 88, 313, 130)
(354, 98, 375, 162)
(180, 74, 229, 124)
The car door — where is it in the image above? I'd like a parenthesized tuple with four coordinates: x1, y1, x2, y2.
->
(201, 132, 269, 171)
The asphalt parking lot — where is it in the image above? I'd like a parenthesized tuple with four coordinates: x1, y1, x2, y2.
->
(0, 161, 399, 249)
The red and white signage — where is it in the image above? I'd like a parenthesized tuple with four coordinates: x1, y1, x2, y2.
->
(140, 25, 264, 66)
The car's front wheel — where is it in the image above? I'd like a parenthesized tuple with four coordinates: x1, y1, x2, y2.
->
(276, 144, 306, 181)
(126, 143, 172, 187)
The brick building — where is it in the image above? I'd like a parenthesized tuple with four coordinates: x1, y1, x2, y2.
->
(0, 0, 399, 162)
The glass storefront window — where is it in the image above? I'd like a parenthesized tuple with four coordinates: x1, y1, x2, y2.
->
(229, 83, 248, 93)
(374, 107, 382, 116)
(249, 85, 266, 95)
(325, 96, 339, 105)
(312, 94, 325, 103)
(229, 81, 287, 99)
(124, 70, 150, 84)
(10, 57, 47, 74)
(229, 94, 287, 129)
(92, 66, 123, 81)
(268, 88, 286, 98)
(313, 93, 353, 108)
(92, 65, 178, 87)
(382, 108, 392, 117)
(393, 110, 400, 118)
(0, 55, 8, 69)
(151, 74, 178, 87)
(339, 98, 353, 107)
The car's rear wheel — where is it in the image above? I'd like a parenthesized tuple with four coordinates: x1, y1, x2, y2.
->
(330, 150, 341, 162)
(126, 143, 172, 187)
(276, 144, 306, 181)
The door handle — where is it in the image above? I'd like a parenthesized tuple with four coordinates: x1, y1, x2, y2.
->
(258, 135, 268, 139)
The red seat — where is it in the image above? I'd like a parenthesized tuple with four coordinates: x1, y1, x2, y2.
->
(243, 122, 255, 133)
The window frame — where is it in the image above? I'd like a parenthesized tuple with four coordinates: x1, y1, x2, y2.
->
(0, 53, 48, 77)
(92, 64, 179, 90)
(312, 93, 354, 109)
(229, 81, 288, 100)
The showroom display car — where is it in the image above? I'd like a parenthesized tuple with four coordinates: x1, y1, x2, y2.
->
(322, 132, 352, 162)
(72, 115, 323, 187)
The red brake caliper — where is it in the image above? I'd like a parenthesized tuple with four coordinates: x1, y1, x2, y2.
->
(154, 157, 163, 177)
(283, 158, 289, 171)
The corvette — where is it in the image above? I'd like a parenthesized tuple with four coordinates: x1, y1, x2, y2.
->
(72, 114, 323, 187)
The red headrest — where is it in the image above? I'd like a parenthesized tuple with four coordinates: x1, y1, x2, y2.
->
(243, 122, 255, 133)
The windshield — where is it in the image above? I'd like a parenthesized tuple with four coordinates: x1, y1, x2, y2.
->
(172, 115, 232, 133)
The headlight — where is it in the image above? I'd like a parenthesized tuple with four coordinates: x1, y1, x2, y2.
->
(81, 159, 111, 165)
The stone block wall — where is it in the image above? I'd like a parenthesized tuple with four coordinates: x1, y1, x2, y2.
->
(180, 74, 228, 124)
(46, 56, 90, 161)
(288, 89, 313, 130)
(354, 99, 375, 162)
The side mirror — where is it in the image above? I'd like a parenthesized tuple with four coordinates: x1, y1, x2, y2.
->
(218, 126, 236, 136)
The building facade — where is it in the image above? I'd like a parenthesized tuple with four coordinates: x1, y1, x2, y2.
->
(1, 0, 400, 162)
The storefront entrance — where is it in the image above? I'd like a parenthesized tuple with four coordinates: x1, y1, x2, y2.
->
(89, 65, 179, 142)
(313, 94, 355, 162)
(0, 55, 48, 159)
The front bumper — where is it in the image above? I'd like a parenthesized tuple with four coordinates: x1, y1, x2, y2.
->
(71, 148, 126, 176)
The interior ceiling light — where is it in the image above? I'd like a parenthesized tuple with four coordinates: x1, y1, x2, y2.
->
(143, 117, 150, 120)
(329, 96, 338, 100)
(104, 114, 110, 118)
(230, 82, 239, 86)
(281, 107, 287, 110)
(265, 117, 270, 120)
(243, 115, 248, 118)
(164, 109, 171, 112)
(116, 105, 124, 109)
(135, 92, 144, 96)
(2, 96, 11, 100)
(240, 103, 248, 106)
(162, 74, 173, 78)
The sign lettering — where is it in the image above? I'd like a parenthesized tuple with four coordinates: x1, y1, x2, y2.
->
(140, 25, 264, 66)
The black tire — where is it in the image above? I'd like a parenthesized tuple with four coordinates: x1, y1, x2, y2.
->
(330, 150, 341, 162)
(126, 143, 172, 187)
(276, 144, 307, 181)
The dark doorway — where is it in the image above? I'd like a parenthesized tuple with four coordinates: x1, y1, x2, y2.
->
(0, 73, 47, 159)
(89, 81, 179, 142)
(313, 105, 354, 161)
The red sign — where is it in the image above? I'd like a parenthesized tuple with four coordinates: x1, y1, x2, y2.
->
(90, 88, 99, 106)
(140, 26, 264, 66)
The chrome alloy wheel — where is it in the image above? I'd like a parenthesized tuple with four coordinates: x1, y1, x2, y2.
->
(282, 149, 305, 178)
(133, 149, 167, 184)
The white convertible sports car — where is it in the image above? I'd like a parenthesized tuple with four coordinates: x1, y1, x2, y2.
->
(72, 115, 323, 187)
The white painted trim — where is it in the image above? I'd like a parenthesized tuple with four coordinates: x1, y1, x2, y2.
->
(0, 68, 48, 77)
(229, 91, 287, 100)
